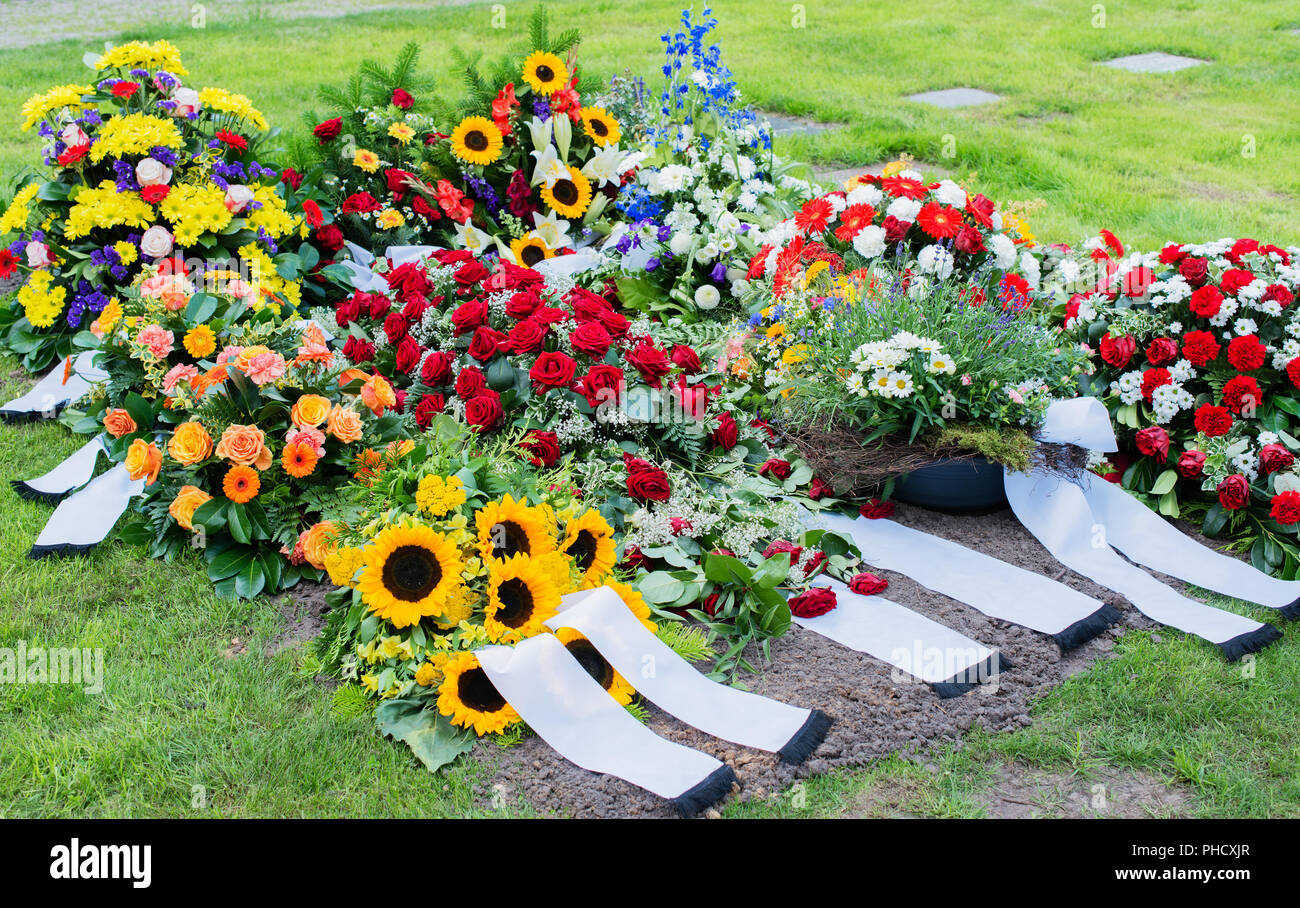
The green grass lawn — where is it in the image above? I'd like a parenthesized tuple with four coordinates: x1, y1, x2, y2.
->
(2, 0, 1299, 818)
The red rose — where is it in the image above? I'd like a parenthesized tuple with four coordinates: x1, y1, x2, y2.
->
(569, 321, 613, 360)
(454, 260, 491, 287)
(699, 592, 721, 617)
(1226, 334, 1267, 371)
(1193, 404, 1233, 437)
(573, 366, 620, 410)
(313, 117, 343, 143)
(859, 498, 895, 519)
(341, 191, 382, 214)
(670, 517, 693, 536)
(1135, 426, 1170, 463)
(1122, 266, 1156, 298)
(848, 572, 889, 596)
(334, 294, 361, 327)
(507, 290, 542, 319)
(1181, 330, 1220, 367)
(763, 540, 804, 563)
(1216, 474, 1250, 510)
(414, 393, 445, 430)
(882, 215, 911, 243)
(394, 336, 422, 374)
(1178, 256, 1209, 286)
(464, 390, 503, 432)
(383, 312, 409, 344)
(401, 297, 429, 325)
(788, 588, 837, 619)
(315, 224, 344, 251)
(529, 351, 578, 390)
(808, 476, 835, 500)
(670, 344, 703, 375)
(1264, 284, 1294, 308)
(1220, 268, 1255, 297)
(1259, 443, 1294, 475)
(758, 458, 793, 480)
(568, 287, 612, 321)
(466, 327, 506, 363)
(954, 225, 985, 255)
(519, 430, 561, 467)
(342, 336, 375, 364)
(624, 455, 671, 502)
(421, 351, 455, 387)
(411, 195, 441, 221)
(710, 412, 738, 450)
(1098, 332, 1137, 369)
(624, 338, 672, 387)
(1145, 337, 1179, 367)
(501, 318, 549, 355)
(385, 261, 433, 304)
(455, 366, 487, 399)
(1140, 368, 1172, 401)
(801, 551, 828, 579)
(280, 168, 303, 190)
(1222, 375, 1261, 415)
(1188, 285, 1224, 319)
(391, 88, 414, 109)
(623, 545, 651, 570)
(1176, 450, 1206, 478)
(1270, 490, 1300, 526)
(451, 298, 489, 336)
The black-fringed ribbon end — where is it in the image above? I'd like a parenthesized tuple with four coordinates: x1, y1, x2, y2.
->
(776, 709, 832, 765)
(929, 652, 1011, 699)
(670, 764, 737, 817)
(1052, 603, 1122, 652)
(10, 479, 67, 505)
(29, 541, 99, 560)
(1217, 624, 1283, 662)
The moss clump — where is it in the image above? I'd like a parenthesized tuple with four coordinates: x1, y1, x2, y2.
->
(924, 423, 1036, 472)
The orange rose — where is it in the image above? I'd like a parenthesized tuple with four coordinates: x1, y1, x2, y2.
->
(338, 368, 369, 387)
(103, 408, 137, 438)
(326, 405, 363, 444)
(215, 423, 273, 470)
(290, 393, 331, 428)
(234, 345, 272, 372)
(168, 420, 213, 466)
(168, 484, 212, 531)
(360, 374, 396, 416)
(124, 438, 162, 486)
(300, 520, 337, 570)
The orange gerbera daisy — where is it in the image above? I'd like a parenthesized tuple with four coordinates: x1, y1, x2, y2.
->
(223, 464, 260, 503)
(282, 441, 319, 478)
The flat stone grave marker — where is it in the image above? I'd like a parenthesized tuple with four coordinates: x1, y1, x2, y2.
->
(1098, 52, 1207, 73)
(761, 112, 836, 137)
(906, 88, 1002, 108)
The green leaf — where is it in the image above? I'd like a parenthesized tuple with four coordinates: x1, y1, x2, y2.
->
(638, 570, 686, 605)
(486, 356, 515, 391)
(1150, 469, 1178, 496)
(1202, 503, 1228, 537)
(375, 699, 476, 773)
(185, 292, 219, 324)
(227, 503, 251, 544)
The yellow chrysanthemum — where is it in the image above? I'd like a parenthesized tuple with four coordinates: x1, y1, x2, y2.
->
(554, 627, 636, 706)
(437, 651, 520, 736)
(0, 184, 40, 234)
(521, 50, 568, 96)
(509, 232, 552, 268)
(197, 87, 267, 131)
(183, 324, 217, 359)
(17, 270, 66, 328)
(96, 40, 188, 77)
(20, 84, 94, 132)
(579, 106, 621, 147)
(353, 149, 380, 173)
(376, 209, 405, 230)
(88, 113, 183, 164)
(388, 122, 415, 146)
(245, 185, 298, 238)
(237, 242, 301, 310)
(357, 524, 465, 629)
(415, 474, 467, 518)
(483, 554, 561, 643)
(159, 183, 232, 246)
(604, 578, 657, 634)
(475, 494, 557, 564)
(562, 509, 617, 589)
(113, 240, 138, 266)
(414, 661, 441, 687)
(64, 181, 155, 240)
(540, 165, 592, 219)
(449, 116, 504, 166)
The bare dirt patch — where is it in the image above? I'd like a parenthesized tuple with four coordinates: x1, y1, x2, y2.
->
(977, 763, 1189, 818)
(265, 580, 332, 657)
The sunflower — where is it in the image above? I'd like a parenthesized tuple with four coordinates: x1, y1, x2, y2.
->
(521, 50, 568, 96)
(357, 524, 465, 628)
(554, 627, 636, 706)
(562, 509, 616, 588)
(604, 578, 657, 634)
(579, 106, 621, 147)
(484, 554, 561, 642)
(438, 651, 521, 736)
(509, 232, 552, 268)
(540, 165, 592, 219)
(223, 464, 259, 503)
(475, 494, 556, 564)
(449, 116, 504, 166)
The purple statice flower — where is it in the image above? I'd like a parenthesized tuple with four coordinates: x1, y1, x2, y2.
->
(154, 71, 179, 90)
(149, 146, 177, 167)
(37, 122, 54, 139)
(80, 109, 103, 127)
(9, 239, 26, 257)
(113, 160, 140, 192)
(130, 69, 149, 80)
(257, 228, 277, 255)
(532, 97, 551, 120)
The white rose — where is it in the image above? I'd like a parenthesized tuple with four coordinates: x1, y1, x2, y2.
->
(170, 87, 201, 117)
(135, 157, 173, 186)
(694, 284, 721, 310)
(224, 184, 256, 214)
(59, 124, 88, 148)
(668, 231, 693, 257)
(918, 244, 954, 280)
(25, 242, 54, 268)
(140, 225, 174, 259)
(852, 225, 886, 259)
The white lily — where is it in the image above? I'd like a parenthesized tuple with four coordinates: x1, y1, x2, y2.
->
(553, 114, 573, 161)
(524, 116, 553, 153)
(529, 143, 568, 188)
(454, 221, 493, 255)
(581, 144, 626, 189)
(532, 209, 573, 249)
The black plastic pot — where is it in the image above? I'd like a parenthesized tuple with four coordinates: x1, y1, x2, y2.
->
(892, 457, 1008, 513)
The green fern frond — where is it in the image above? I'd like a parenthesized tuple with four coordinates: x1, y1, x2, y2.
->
(329, 684, 375, 720)
(656, 622, 716, 663)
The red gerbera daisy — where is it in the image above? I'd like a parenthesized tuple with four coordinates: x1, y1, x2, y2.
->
(110, 81, 140, 99)
(833, 203, 877, 242)
(140, 184, 170, 204)
(915, 202, 964, 240)
(793, 197, 834, 235)
(881, 175, 927, 200)
(0, 249, 15, 278)
(215, 129, 248, 152)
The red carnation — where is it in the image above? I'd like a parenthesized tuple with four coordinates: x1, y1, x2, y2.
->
(1140, 367, 1172, 401)
(529, 351, 578, 391)
(1135, 426, 1170, 463)
(1220, 268, 1255, 297)
(1181, 330, 1220, 367)
(1222, 375, 1261, 415)
(1098, 332, 1137, 369)
(1194, 404, 1233, 437)
(1270, 490, 1300, 526)
(391, 88, 414, 109)
(859, 498, 895, 519)
(1264, 284, 1294, 308)
(788, 588, 837, 619)
(1188, 285, 1224, 319)
(313, 117, 343, 143)
(1226, 334, 1267, 371)
(1158, 243, 1186, 265)
(1217, 474, 1250, 510)
(848, 572, 889, 596)
(315, 223, 344, 252)
(280, 168, 303, 190)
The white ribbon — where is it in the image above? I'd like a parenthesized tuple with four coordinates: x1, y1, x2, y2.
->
(12, 435, 106, 503)
(1, 351, 107, 420)
(547, 587, 829, 761)
(29, 463, 145, 558)
(340, 243, 442, 293)
(475, 633, 735, 815)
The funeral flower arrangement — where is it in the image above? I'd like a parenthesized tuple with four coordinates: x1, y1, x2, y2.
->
(1048, 231, 1300, 577)
(0, 40, 315, 371)
(595, 7, 809, 319)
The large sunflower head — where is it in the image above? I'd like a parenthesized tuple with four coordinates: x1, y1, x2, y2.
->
(540, 165, 592, 219)
(484, 554, 562, 642)
(449, 115, 504, 166)
(521, 50, 568, 96)
(563, 509, 616, 589)
(438, 651, 521, 736)
(475, 494, 557, 564)
(357, 524, 465, 629)
(604, 578, 657, 634)
(579, 106, 622, 147)
(509, 232, 553, 268)
(554, 627, 636, 706)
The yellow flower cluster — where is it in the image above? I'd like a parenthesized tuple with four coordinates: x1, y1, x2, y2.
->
(20, 84, 93, 132)
(183, 324, 217, 358)
(324, 544, 365, 587)
(237, 243, 301, 310)
(198, 88, 268, 131)
(0, 183, 40, 234)
(159, 183, 232, 246)
(17, 271, 66, 328)
(95, 40, 189, 76)
(416, 474, 468, 518)
(95, 298, 123, 334)
(88, 113, 183, 164)
(246, 185, 299, 238)
(113, 240, 138, 266)
(64, 181, 155, 240)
